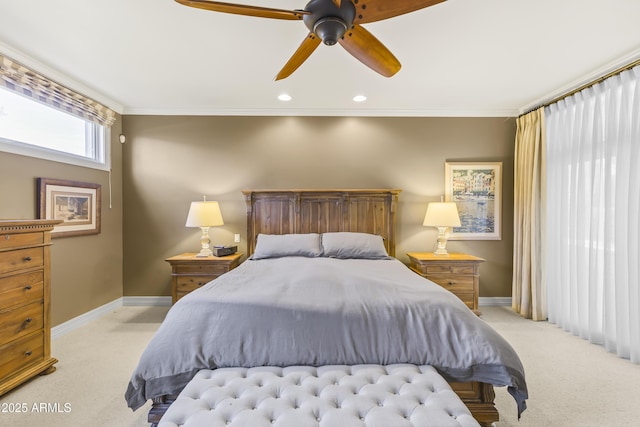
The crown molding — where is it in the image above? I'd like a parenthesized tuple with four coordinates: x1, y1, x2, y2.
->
(122, 106, 518, 118)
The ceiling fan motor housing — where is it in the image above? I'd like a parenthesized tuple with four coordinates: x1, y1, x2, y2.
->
(303, 0, 356, 46)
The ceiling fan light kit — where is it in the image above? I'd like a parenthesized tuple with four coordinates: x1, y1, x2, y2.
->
(175, 0, 446, 80)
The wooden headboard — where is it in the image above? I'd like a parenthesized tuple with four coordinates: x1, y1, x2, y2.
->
(243, 189, 401, 257)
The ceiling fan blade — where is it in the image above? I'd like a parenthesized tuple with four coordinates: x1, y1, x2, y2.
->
(338, 24, 401, 77)
(353, 0, 446, 24)
(175, 0, 308, 20)
(275, 33, 321, 81)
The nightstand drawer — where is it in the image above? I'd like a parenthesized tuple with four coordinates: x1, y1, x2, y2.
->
(423, 264, 476, 275)
(0, 271, 44, 310)
(456, 293, 475, 309)
(176, 275, 216, 292)
(0, 247, 44, 275)
(0, 301, 44, 343)
(174, 264, 230, 275)
(427, 274, 474, 291)
(0, 331, 44, 380)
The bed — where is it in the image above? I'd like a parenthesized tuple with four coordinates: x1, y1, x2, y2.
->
(126, 189, 527, 427)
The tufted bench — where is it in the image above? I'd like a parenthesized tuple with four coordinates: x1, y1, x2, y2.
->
(158, 364, 480, 427)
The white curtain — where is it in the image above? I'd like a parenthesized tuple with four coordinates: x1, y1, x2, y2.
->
(545, 65, 640, 363)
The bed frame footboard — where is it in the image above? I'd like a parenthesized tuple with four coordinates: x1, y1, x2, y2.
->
(148, 394, 178, 427)
(450, 381, 499, 427)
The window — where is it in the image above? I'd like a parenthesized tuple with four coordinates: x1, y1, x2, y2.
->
(0, 53, 116, 170)
(0, 87, 108, 169)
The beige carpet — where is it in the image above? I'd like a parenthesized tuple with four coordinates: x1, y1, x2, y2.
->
(1, 305, 638, 427)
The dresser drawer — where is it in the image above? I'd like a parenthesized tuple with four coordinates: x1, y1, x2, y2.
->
(0, 271, 44, 310)
(0, 232, 43, 251)
(0, 301, 44, 344)
(0, 331, 44, 380)
(423, 264, 477, 275)
(0, 248, 44, 275)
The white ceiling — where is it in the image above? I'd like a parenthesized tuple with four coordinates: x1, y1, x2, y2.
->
(1, 0, 639, 117)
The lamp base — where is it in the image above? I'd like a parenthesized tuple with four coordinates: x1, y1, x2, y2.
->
(196, 248, 213, 257)
(434, 226, 450, 255)
(196, 226, 213, 257)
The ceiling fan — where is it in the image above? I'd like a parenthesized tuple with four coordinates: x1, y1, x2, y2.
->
(175, 0, 446, 80)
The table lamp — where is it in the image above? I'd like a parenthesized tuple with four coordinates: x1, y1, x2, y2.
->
(185, 198, 224, 257)
(423, 201, 461, 255)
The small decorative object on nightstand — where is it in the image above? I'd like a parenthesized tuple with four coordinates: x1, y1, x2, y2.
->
(407, 252, 485, 314)
(165, 252, 242, 304)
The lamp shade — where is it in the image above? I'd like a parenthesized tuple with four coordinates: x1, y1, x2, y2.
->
(423, 202, 461, 227)
(185, 201, 224, 227)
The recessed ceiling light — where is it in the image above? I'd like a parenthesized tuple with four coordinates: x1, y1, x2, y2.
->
(353, 95, 367, 102)
(278, 94, 292, 101)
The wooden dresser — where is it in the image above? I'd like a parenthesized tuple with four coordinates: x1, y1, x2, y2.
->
(407, 252, 485, 314)
(165, 253, 242, 304)
(0, 219, 61, 396)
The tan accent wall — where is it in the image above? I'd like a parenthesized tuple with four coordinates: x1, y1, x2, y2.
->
(122, 116, 516, 298)
(0, 118, 124, 326)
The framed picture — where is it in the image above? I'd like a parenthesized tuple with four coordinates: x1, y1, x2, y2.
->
(445, 162, 502, 240)
(37, 178, 101, 238)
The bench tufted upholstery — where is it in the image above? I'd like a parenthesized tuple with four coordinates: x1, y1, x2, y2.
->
(158, 364, 480, 427)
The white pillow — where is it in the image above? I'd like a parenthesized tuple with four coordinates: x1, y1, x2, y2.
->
(252, 233, 323, 260)
(321, 232, 390, 259)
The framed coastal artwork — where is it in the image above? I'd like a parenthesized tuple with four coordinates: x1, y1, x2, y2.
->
(37, 178, 101, 238)
(445, 162, 502, 240)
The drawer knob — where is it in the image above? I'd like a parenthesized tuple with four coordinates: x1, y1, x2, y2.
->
(24, 256, 33, 262)
(25, 350, 33, 357)
(198, 282, 205, 286)
(3, 235, 9, 241)
(24, 285, 33, 290)
(448, 281, 455, 285)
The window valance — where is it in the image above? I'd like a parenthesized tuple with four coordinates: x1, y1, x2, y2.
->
(0, 53, 116, 127)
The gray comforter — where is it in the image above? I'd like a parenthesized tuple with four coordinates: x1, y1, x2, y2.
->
(125, 257, 527, 416)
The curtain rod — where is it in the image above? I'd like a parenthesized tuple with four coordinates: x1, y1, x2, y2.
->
(521, 57, 640, 116)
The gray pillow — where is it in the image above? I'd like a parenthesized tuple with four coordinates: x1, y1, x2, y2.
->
(321, 232, 390, 259)
(252, 233, 323, 259)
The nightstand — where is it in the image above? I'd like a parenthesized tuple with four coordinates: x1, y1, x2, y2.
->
(165, 252, 242, 304)
(406, 252, 485, 314)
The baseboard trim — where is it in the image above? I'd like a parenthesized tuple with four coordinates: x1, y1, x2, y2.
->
(51, 296, 172, 340)
(122, 296, 172, 306)
(479, 297, 512, 306)
(52, 298, 124, 340)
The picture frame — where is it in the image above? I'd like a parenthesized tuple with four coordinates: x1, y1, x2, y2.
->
(445, 162, 502, 240)
(37, 178, 101, 238)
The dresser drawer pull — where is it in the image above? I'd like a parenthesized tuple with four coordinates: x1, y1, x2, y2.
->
(25, 350, 33, 357)
(24, 256, 33, 262)
(198, 282, 206, 286)
(448, 281, 456, 285)
(24, 285, 33, 290)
